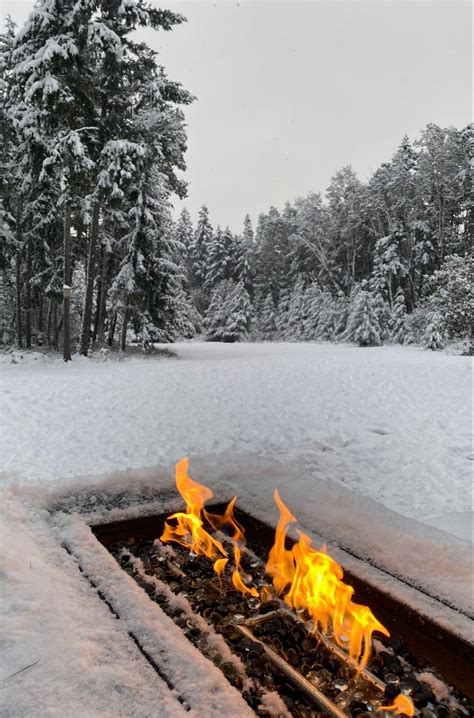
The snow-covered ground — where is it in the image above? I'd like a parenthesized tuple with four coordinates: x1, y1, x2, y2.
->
(1, 341, 472, 520)
(1, 342, 472, 717)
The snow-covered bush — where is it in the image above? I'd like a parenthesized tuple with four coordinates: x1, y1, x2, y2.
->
(427, 255, 473, 341)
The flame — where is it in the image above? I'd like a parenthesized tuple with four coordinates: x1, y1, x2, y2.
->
(163, 460, 393, 674)
(160, 458, 227, 564)
(379, 694, 415, 716)
(161, 458, 257, 595)
(232, 543, 259, 597)
(266, 490, 390, 669)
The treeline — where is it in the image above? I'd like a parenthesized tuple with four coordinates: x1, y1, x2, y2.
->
(177, 125, 473, 351)
(0, 1, 195, 360)
(0, 4, 472, 358)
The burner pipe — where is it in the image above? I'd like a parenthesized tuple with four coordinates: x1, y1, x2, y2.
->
(235, 623, 347, 718)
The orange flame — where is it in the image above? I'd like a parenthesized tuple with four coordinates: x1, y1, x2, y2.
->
(160, 458, 227, 564)
(379, 694, 415, 715)
(163, 459, 394, 676)
(266, 489, 390, 669)
(161, 458, 257, 595)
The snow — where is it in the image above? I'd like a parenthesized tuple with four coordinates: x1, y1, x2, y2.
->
(1, 341, 471, 521)
(1, 341, 472, 716)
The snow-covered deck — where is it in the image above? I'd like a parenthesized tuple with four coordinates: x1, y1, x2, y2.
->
(1, 342, 472, 716)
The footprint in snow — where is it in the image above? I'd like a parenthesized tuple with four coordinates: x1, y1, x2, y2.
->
(368, 428, 389, 436)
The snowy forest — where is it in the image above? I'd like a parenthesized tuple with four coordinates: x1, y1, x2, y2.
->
(0, 2, 472, 359)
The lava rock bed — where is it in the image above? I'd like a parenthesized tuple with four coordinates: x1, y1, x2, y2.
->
(108, 537, 473, 718)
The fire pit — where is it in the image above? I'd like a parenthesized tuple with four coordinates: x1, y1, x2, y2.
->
(88, 459, 473, 718)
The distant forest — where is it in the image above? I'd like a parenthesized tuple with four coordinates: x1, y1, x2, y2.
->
(1, 3, 472, 358)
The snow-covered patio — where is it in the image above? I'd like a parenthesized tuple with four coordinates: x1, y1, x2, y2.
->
(1, 342, 472, 716)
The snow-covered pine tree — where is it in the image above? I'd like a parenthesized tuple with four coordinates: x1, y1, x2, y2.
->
(390, 287, 408, 344)
(223, 280, 252, 342)
(9, 0, 98, 358)
(0, 17, 19, 346)
(426, 254, 473, 343)
(190, 205, 213, 290)
(342, 286, 382, 347)
(256, 292, 277, 340)
(281, 278, 306, 340)
(333, 291, 350, 337)
(422, 312, 444, 351)
(205, 226, 227, 290)
(174, 207, 194, 285)
(372, 225, 409, 308)
(204, 279, 252, 342)
(301, 282, 324, 339)
(314, 292, 338, 341)
(79, 0, 192, 355)
(203, 279, 232, 341)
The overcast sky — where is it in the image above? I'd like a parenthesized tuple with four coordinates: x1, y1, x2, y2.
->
(3, 0, 472, 232)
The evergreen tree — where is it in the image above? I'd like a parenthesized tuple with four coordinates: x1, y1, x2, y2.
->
(205, 225, 235, 289)
(256, 292, 277, 340)
(390, 288, 408, 344)
(427, 254, 473, 341)
(204, 279, 252, 342)
(372, 225, 409, 307)
(224, 280, 252, 342)
(281, 278, 306, 340)
(190, 204, 213, 289)
(423, 312, 444, 351)
(342, 287, 382, 347)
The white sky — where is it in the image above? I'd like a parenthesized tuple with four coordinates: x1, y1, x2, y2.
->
(3, 0, 472, 232)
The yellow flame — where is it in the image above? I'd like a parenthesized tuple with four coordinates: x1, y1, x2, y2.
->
(379, 694, 415, 715)
(161, 458, 257, 595)
(163, 460, 393, 674)
(232, 543, 259, 597)
(266, 489, 390, 669)
(160, 458, 227, 564)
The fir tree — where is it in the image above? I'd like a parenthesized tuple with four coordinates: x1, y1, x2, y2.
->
(423, 312, 444, 351)
(390, 288, 408, 344)
(342, 288, 382, 347)
(190, 205, 213, 289)
(204, 279, 252, 342)
(256, 292, 277, 340)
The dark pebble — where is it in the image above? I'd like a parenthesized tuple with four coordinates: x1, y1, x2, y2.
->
(384, 684, 401, 700)
(387, 637, 403, 652)
(349, 700, 368, 715)
(413, 691, 429, 709)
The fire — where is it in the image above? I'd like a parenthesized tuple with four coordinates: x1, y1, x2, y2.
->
(379, 694, 415, 716)
(267, 489, 389, 669)
(160, 458, 228, 569)
(162, 458, 410, 710)
(161, 458, 256, 593)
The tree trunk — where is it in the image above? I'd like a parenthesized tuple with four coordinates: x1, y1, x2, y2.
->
(25, 234, 32, 349)
(79, 202, 100, 356)
(63, 205, 72, 362)
(53, 302, 59, 350)
(47, 299, 53, 346)
(96, 249, 111, 346)
(38, 292, 44, 333)
(108, 311, 117, 347)
(15, 200, 23, 348)
(120, 308, 129, 352)
(92, 245, 103, 343)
